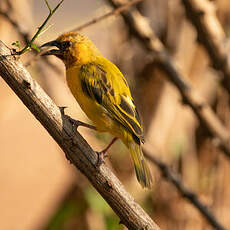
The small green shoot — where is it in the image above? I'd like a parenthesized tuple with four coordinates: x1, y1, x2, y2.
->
(31, 43, 41, 52)
(12, 40, 21, 49)
(14, 0, 64, 55)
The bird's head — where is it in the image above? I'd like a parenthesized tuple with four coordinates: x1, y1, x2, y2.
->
(41, 32, 100, 67)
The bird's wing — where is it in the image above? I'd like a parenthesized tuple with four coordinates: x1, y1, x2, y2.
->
(79, 59, 144, 143)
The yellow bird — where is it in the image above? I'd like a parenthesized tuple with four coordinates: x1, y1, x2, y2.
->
(42, 32, 152, 188)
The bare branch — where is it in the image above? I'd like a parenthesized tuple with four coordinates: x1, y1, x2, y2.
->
(181, 0, 230, 95)
(104, 1, 229, 228)
(106, 0, 230, 159)
(0, 6, 30, 43)
(0, 41, 160, 230)
(73, 0, 144, 32)
(143, 149, 226, 230)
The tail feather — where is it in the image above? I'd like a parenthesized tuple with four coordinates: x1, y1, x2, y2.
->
(128, 143, 152, 188)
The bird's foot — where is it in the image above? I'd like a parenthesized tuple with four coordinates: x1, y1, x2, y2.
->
(68, 117, 96, 131)
(96, 150, 108, 167)
(95, 137, 118, 167)
(59, 106, 96, 133)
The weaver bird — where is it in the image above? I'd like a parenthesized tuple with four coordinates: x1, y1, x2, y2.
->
(42, 32, 152, 188)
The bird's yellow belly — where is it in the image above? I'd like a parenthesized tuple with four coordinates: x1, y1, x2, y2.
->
(66, 67, 118, 135)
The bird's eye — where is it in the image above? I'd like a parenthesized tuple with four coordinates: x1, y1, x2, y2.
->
(61, 41, 72, 49)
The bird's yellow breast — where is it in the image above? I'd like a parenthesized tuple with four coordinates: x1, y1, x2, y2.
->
(66, 66, 114, 133)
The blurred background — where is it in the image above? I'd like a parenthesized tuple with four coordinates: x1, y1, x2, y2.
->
(0, 0, 230, 229)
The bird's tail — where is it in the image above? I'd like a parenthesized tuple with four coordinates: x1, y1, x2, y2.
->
(128, 142, 152, 188)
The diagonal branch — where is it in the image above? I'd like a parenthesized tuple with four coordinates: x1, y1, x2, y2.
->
(0, 6, 30, 43)
(73, 0, 144, 32)
(181, 0, 230, 95)
(0, 41, 160, 230)
(143, 149, 226, 230)
(106, 0, 230, 159)
(106, 1, 228, 229)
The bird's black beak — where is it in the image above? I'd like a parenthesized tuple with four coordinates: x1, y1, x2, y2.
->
(41, 40, 67, 56)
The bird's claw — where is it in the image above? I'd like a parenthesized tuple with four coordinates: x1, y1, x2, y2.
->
(59, 106, 96, 132)
(59, 106, 110, 168)
(59, 106, 68, 115)
(96, 151, 108, 167)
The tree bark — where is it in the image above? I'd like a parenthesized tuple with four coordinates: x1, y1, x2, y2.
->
(0, 41, 160, 230)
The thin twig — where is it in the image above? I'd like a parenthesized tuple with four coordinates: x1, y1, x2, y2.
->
(0, 41, 160, 230)
(73, 0, 143, 31)
(0, 1, 62, 74)
(16, 0, 64, 55)
(181, 0, 230, 95)
(143, 149, 226, 230)
(0, 0, 143, 70)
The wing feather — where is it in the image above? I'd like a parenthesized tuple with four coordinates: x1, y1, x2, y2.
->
(79, 60, 144, 143)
